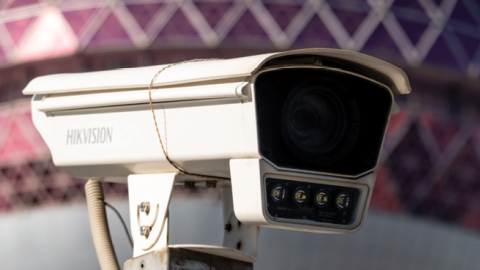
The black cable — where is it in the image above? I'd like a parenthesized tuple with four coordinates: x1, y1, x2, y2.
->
(101, 199, 134, 248)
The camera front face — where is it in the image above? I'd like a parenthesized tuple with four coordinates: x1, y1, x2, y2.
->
(254, 67, 393, 177)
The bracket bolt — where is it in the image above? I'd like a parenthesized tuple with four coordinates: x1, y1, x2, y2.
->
(206, 181, 217, 188)
(139, 202, 150, 214)
(140, 225, 151, 238)
(224, 223, 232, 232)
(184, 182, 195, 189)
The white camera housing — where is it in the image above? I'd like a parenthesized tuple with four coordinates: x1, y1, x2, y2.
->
(24, 49, 410, 236)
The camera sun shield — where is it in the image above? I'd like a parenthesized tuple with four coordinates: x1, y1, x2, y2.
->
(253, 67, 393, 178)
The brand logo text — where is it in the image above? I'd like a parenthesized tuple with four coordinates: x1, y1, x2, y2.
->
(66, 127, 113, 145)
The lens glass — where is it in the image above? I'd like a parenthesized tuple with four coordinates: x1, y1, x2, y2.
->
(271, 185, 287, 202)
(314, 190, 329, 207)
(335, 193, 350, 210)
(293, 187, 309, 205)
(282, 78, 359, 166)
(286, 88, 346, 151)
(291, 105, 318, 136)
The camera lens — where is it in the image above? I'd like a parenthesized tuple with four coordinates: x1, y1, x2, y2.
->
(335, 192, 351, 210)
(287, 89, 345, 150)
(292, 186, 310, 206)
(291, 105, 318, 136)
(282, 78, 360, 166)
(314, 189, 330, 207)
(271, 184, 288, 203)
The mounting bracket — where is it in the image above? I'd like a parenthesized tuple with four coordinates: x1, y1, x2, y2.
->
(127, 174, 259, 268)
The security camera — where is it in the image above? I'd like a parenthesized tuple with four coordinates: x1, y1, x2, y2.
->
(24, 49, 410, 239)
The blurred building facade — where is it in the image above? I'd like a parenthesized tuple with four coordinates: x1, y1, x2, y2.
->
(1, 0, 480, 268)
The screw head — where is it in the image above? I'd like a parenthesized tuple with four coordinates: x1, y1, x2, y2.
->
(206, 181, 217, 188)
(140, 225, 151, 238)
(184, 182, 195, 189)
(139, 202, 150, 214)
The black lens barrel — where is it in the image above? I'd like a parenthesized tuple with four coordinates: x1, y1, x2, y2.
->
(281, 78, 360, 166)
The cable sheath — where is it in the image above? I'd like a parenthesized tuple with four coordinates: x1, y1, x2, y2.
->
(104, 201, 133, 248)
(85, 180, 120, 270)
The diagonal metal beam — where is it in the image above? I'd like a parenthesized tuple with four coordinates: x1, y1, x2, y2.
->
(415, 0, 457, 62)
(442, 31, 471, 70)
(144, 2, 179, 44)
(410, 123, 476, 209)
(382, 11, 421, 65)
(316, 1, 350, 49)
(77, 4, 111, 50)
(283, 0, 318, 45)
(249, 0, 289, 49)
(214, 0, 248, 43)
(0, 22, 16, 62)
(180, 0, 219, 48)
(352, 0, 394, 51)
(112, 2, 150, 48)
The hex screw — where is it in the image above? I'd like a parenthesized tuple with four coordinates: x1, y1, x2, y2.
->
(139, 202, 150, 214)
(224, 223, 232, 232)
(206, 181, 217, 188)
(140, 225, 151, 238)
(184, 182, 195, 189)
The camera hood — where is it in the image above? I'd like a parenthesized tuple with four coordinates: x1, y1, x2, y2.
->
(23, 48, 410, 97)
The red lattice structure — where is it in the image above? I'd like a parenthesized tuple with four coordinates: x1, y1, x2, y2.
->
(371, 109, 480, 231)
(0, 0, 479, 77)
(0, 99, 129, 211)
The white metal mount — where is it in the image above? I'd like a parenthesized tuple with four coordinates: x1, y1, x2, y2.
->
(127, 174, 259, 263)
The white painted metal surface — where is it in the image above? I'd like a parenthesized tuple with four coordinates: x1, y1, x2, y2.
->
(128, 173, 176, 257)
(34, 80, 248, 112)
(170, 244, 257, 263)
(221, 188, 259, 260)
